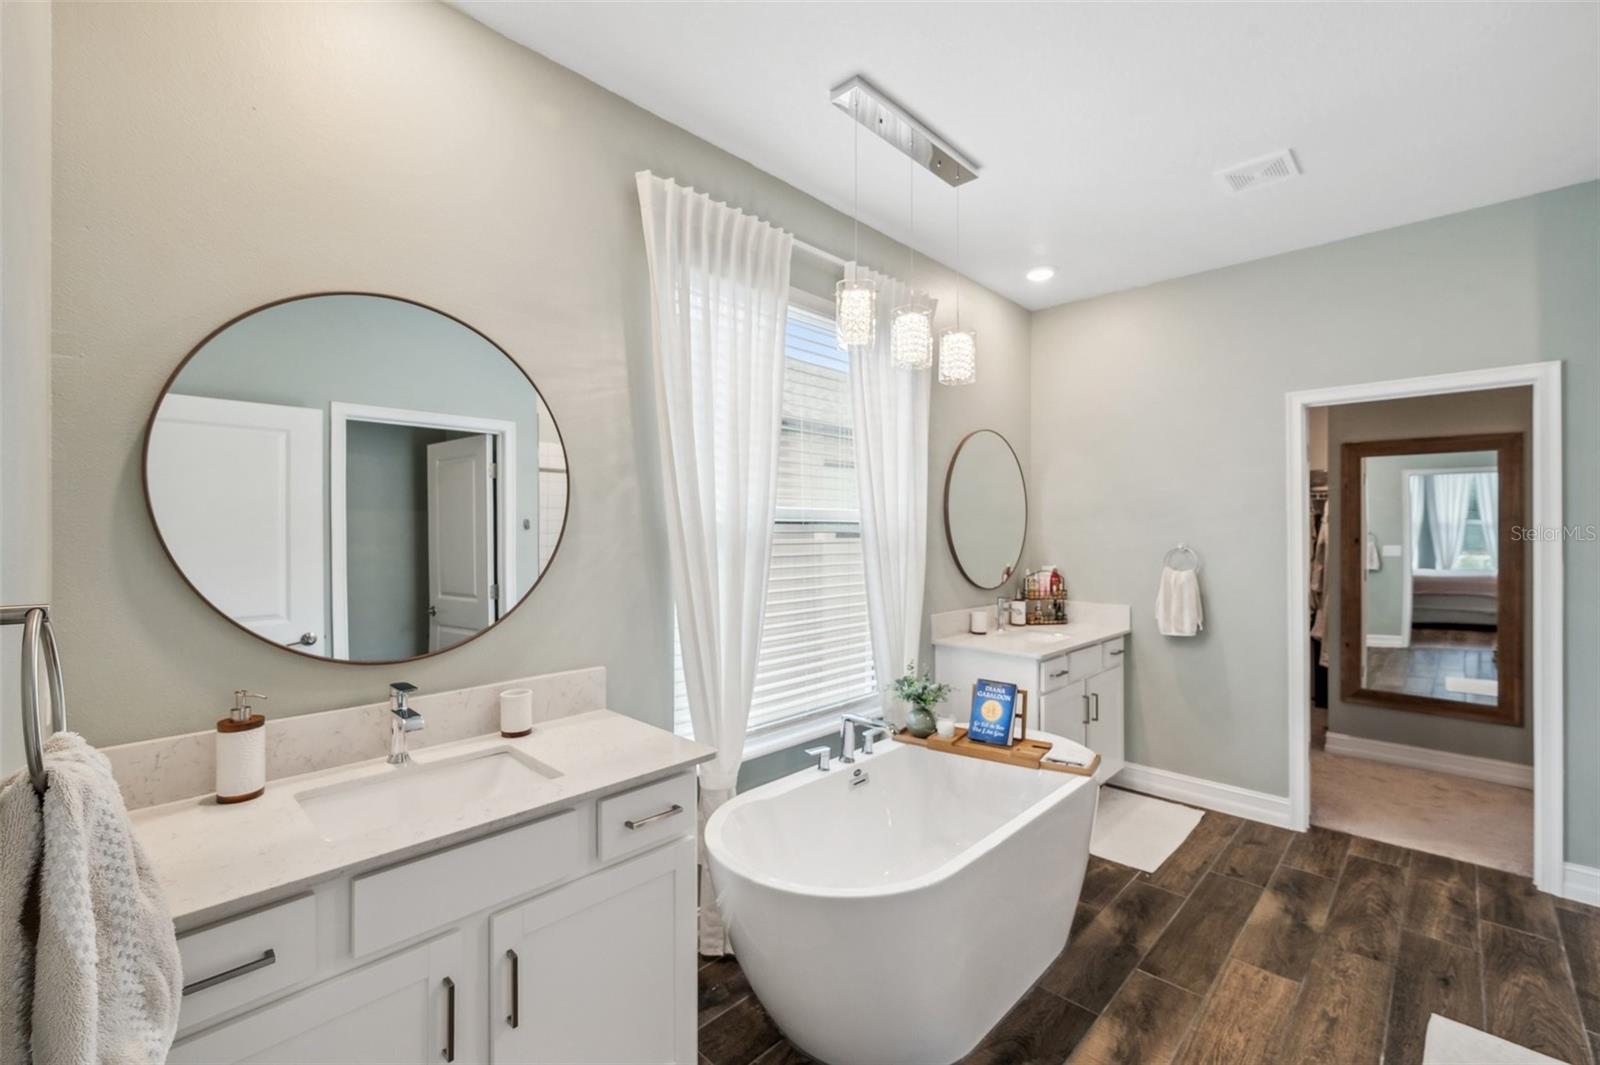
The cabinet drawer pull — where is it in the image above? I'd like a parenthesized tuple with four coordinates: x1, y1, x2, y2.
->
(1082, 694, 1090, 725)
(1107, 648, 1124, 657)
(1049, 669, 1070, 678)
(506, 949, 520, 1028)
(624, 803, 684, 830)
(1091, 692, 1100, 722)
(182, 949, 276, 995)
(442, 976, 456, 1062)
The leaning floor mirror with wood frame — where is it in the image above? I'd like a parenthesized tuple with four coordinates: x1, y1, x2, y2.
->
(1340, 432, 1524, 726)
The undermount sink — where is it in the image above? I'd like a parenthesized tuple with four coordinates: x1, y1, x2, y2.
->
(296, 748, 562, 842)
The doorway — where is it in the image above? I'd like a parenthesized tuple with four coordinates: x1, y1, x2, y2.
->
(1285, 362, 1564, 893)
(331, 403, 517, 660)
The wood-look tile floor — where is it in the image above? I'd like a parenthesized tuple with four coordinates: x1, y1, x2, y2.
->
(1365, 626, 1499, 706)
(698, 795, 1599, 1065)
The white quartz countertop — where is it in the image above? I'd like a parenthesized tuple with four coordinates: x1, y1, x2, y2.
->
(130, 710, 713, 931)
(932, 619, 1130, 660)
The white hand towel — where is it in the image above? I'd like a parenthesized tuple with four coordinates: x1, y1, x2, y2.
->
(1155, 566, 1204, 637)
(1041, 736, 1097, 769)
(0, 733, 182, 1064)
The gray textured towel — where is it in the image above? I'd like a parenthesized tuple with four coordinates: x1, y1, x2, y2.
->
(0, 733, 181, 1064)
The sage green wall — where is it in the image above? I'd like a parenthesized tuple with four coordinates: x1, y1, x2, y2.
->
(1030, 182, 1599, 865)
(1327, 390, 1533, 766)
(50, 1, 1029, 747)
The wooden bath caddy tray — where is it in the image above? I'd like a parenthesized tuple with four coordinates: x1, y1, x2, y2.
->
(894, 727, 1100, 777)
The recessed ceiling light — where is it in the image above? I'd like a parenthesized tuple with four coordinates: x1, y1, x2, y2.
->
(1026, 266, 1055, 283)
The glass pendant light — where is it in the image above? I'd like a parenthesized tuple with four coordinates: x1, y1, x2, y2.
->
(836, 101, 876, 348)
(891, 159, 933, 370)
(939, 184, 977, 385)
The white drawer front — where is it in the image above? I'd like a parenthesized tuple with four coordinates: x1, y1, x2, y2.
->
(351, 808, 582, 958)
(1101, 637, 1126, 670)
(596, 773, 695, 864)
(177, 893, 317, 1032)
(1039, 655, 1075, 693)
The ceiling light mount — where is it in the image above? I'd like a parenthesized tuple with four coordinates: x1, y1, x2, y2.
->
(830, 75, 980, 188)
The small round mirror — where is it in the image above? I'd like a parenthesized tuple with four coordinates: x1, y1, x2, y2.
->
(143, 293, 568, 663)
(943, 430, 1027, 590)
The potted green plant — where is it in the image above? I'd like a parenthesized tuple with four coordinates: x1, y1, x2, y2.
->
(891, 664, 952, 740)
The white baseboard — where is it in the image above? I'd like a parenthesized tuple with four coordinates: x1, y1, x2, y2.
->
(1113, 763, 1292, 828)
(1564, 863, 1600, 906)
(1365, 634, 1406, 649)
(1324, 731, 1533, 789)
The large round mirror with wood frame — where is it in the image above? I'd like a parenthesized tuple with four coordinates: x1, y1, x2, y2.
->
(142, 292, 568, 664)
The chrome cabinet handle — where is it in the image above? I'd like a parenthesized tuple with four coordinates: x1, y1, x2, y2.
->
(442, 976, 456, 1062)
(1082, 694, 1090, 725)
(183, 949, 276, 995)
(506, 949, 520, 1028)
(624, 804, 684, 830)
(1091, 692, 1100, 722)
(283, 632, 317, 647)
(1050, 669, 1070, 678)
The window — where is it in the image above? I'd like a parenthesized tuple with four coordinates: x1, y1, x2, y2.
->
(673, 299, 877, 739)
(1411, 471, 1498, 573)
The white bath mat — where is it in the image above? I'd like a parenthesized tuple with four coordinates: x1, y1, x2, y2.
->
(1444, 675, 1500, 696)
(1089, 787, 1203, 873)
(1421, 1015, 1564, 1064)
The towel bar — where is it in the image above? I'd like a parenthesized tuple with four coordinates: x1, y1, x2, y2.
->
(2, 604, 68, 794)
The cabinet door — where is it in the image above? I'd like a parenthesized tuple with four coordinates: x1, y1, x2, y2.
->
(169, 932, 464, 1065)
(490, 837, 696, 1065)
(1038, 677, 1087, 743)
(1087, 664, 1125, 779)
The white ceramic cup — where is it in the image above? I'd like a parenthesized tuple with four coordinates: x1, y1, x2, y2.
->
(500, 688, 534, 737)
(936, 718, 956, 740)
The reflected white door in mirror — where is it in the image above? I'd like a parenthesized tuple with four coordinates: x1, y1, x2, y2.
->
(143, 293, 570, 664)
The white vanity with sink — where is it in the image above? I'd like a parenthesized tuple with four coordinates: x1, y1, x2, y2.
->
(126, 705, 712, 1065)
(932, 602, 1131, 780)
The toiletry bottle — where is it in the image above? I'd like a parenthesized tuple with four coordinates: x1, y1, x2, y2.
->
(216, 689, 268, 804)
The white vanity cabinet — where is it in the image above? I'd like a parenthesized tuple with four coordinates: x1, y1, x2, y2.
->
(490, 837, 697, 1064)
(167, 771, 699, 1065)
(935, 628, 1127, 780)
(169, 932, 463, 1065)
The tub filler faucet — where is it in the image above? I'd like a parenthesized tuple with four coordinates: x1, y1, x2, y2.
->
(839, 713, 892, 764)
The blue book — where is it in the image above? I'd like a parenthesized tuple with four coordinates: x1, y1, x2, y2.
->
(967, 679, 1019, 746)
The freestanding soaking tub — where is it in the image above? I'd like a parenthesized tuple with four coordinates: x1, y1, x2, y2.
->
(704, 732, 1097, 1065)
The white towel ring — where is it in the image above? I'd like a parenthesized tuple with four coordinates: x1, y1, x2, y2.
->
(1163, 544, 1201, 573)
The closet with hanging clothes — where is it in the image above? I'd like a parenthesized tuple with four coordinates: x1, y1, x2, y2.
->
(1308, 470, 1331, 709)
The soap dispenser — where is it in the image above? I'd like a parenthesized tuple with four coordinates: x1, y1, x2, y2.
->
(216, 689, 268, 804)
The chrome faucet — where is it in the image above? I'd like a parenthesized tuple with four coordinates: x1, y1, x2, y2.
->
(386, 682, 423, 765)
(840, 713, 892, 764)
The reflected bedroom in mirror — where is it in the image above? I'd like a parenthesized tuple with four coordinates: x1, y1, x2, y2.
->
(1340, 433, 1524, 724)
(143, 293, 569, 664)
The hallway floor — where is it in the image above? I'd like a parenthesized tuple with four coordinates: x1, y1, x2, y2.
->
(697, 799, 1596, 1065)
(1311, 749, 1533, 876)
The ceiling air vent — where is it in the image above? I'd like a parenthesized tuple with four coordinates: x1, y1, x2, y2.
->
(1215, 149, 1300, 194)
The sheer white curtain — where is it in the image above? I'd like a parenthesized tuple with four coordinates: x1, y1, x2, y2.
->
(846, 264, 933, 721)
(1474, 472, 1499, 564)
(1428, 473, 1475, 570)
(1409, 474, 1427, 568)
(635, 172, 793, 954)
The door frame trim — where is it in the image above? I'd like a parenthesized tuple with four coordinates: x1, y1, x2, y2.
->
(331, 402, 517, 659)
(1284, 360, 1563, 893)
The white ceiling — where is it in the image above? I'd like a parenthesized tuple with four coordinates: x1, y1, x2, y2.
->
(456, 2, 1599, 310)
